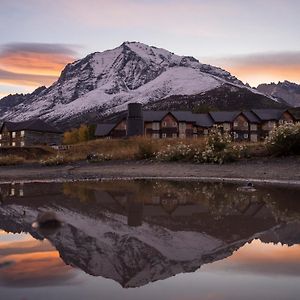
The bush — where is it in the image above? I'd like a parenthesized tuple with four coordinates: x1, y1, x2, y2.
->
(265, 122, 300, 156)
(136, 139, 157, 159)
(200, 126, 247, 164)
(86, 153, 112, 162)
(40, 155, 69, 166)
(0, 155, 25, 166)
(155, 142, 195, 161)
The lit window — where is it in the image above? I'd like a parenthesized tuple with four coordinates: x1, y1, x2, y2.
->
(233, 121, 238, 127)
(19, 189, 24, 197)
(12, 142, 16, 147)
(20, 130, 25, 137)
(10, 188, 15, 196)
(12, 132, 16, 138)
(162, 133, 167, 138)
(0, 143, 2, 147)
(20, 141, 25, 147)
(0, 134, 2, 140)
(250, 124, 257, 131)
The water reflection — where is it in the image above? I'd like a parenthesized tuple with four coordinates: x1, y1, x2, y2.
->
(0, 180, 300, 290)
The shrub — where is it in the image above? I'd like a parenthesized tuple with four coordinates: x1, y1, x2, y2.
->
(135, 139, 157, 159)
(0, 155, 25, 166)
(155, 142, 195, 161)
(200, 126, 247, 164)
(86, 153, 112, 162)
(40, 155, 69, 166)
(265, 122, 300, 156)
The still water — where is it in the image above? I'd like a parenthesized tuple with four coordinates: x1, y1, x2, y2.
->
(1, 180, 300, 300)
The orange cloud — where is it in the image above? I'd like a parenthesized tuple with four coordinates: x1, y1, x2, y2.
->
(0, 238, 76, 287)
(206, 51, 300, 87)
(204, 239, 300, 277)
(0, 43, 78, 88)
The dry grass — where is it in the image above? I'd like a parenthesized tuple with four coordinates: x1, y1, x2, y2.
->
(0, 155, 25, 166)
(60, 137, 207, 162)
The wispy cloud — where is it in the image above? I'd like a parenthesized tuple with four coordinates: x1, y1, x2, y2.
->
(0, 42, 78, 88)
(205, 51, 300, 86)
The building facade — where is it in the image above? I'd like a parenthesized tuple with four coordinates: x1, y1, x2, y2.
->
(0, 119, 63, 147)
(95, 105, 297, 142)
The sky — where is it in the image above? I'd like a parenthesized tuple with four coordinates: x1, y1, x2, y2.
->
(0, 0, 299, 99)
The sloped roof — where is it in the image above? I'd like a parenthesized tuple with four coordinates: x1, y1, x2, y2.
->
(242, 111, 261, 124)
(194, 114, 214, 127)
(251, 109, 286, 121)
(95, 123, 117, 136)
(171, 111, 195, 122)
(209, 111, 241, 123)
(143, 111, 169, 122)
(1, 119, 62, 133)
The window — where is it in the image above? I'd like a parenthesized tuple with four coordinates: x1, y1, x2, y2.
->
(204, 129, 208, 135)
(193, 134, 198, 139)
(20, 130, 25, 137)
(268, 121, 275, 128)
(162, 133, 167, 138)
(173, 122, 177, 127)
(193, 127, 197, 134)
(162, 121, 167, 127)
(19, 189, 24, 197)
(12, 132, 16, 138)
(0, 134, 2, 140)
(244, 133, 249, 139)
(223, 123, 231, 131)
(0, 143, 1, 147)
(233, 132, 238, 140)
(20, 141, 25, 147)
(250, 124, 257, 131)
(152, 133, 159, 139)
(244, 122, 248, 127)
(10, 188, 15, 196)
(179, 133, 186, 138)
(12, 142, 16, 147)
(279, 119, 284, 124)
(152, 122, 160, 130)
(172, 133, 177, 138)
(233, 121, 238, 127)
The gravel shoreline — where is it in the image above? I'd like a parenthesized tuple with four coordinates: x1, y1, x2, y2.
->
(0, 156, 300, 186)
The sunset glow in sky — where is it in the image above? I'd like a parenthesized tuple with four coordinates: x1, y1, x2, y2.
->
(0, 0, 299, 98)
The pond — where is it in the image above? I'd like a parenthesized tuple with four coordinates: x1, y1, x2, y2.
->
(1, 180, 300, 300)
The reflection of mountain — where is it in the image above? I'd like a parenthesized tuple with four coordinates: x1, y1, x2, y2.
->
(1, 180, 300, 288)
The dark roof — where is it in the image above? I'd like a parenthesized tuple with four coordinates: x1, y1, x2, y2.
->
(242, 111, 261, 124)
(171, 111, 195, 122)
(1, 119, 62, 133)
(143, 111, 169, 122)
(194, 114, 214, 127)
(95, 123, 117, 136)
(209, 111, 241, 123)
(251, 109, 286, 121)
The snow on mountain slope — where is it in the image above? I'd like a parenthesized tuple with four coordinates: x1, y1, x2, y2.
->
(0, 41, 278, 126)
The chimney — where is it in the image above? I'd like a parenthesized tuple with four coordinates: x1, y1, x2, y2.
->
(126, 103, 144, 137)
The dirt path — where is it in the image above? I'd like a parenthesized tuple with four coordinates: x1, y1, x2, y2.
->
(0, 156, 300, 186)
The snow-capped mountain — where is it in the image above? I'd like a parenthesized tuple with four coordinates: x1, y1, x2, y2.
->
(0, 42, 285, 128)
(257, 81, 300, 107)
